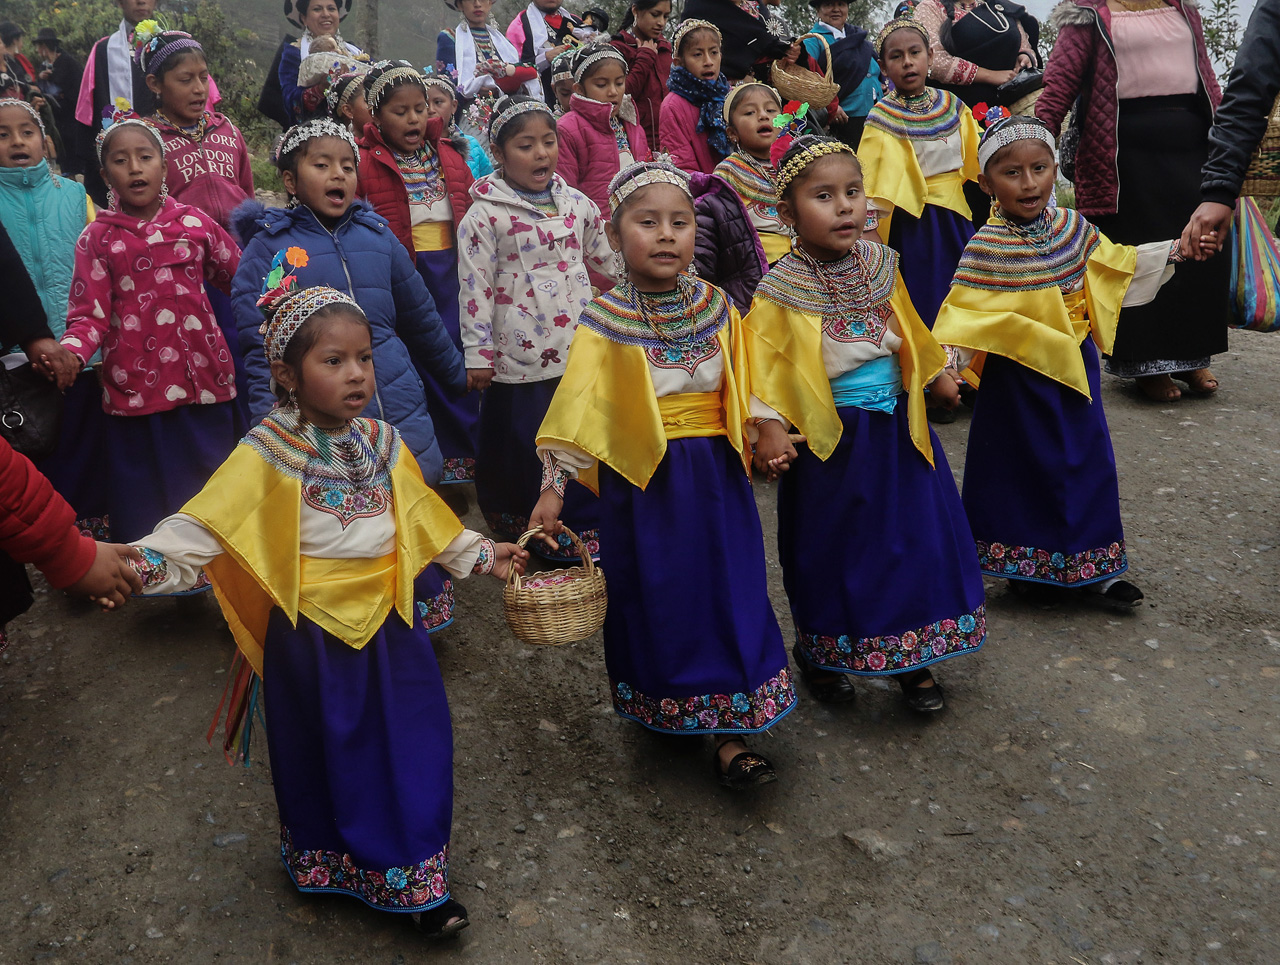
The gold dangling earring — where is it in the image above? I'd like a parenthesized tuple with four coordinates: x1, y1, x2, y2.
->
(612, 249, 626, 278)
(288, 387, 298, 409)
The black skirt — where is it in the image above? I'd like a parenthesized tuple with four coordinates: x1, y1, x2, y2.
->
(1091, 95, 1229, 372)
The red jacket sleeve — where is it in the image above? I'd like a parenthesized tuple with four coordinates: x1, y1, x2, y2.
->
(495, 65, 539, 92)
(0, 439, 96, 589)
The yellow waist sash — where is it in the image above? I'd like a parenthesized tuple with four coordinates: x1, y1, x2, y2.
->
(297, 553, 398, 645)
(658, 391, 727, 440)
(759, 231, 792, 265)
(412, 220, 454, 252)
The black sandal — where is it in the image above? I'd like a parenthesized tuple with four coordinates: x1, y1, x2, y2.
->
(415, 899, 470, 940)
(896, 668, 945, 713)
(792, 643, 857, 703)
(714, 743, 778, 791)
(1086, 579, 1145, 611)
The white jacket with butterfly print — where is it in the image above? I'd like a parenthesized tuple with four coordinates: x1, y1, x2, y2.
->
(457, 173, 616, 384)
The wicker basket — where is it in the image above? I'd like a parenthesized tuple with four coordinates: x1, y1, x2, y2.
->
(1242, 94, 1280, 200)
(770, 33, 841, 110)
(502, 526, 607, 645)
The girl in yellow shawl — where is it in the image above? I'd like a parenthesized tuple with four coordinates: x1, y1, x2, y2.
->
(125, 255, 527, 940)
(745, 135, 985, 714)
(932, 117, 1210, 609)
(530, 160, 796, 791)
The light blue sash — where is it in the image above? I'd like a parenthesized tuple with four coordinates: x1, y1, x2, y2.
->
(829, 355, 903, 414)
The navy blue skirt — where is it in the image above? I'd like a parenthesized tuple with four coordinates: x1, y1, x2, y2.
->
(264, 570, 455, 913)
(475, 379, 600, 562)
(38, 369, 110, 539)
(779, 400, 986, 675)
(886, 203, 976, 329)
(103, 400, 245, 541)
(962, 343, 1128, 585)
(414, 249, 480, 484)
(598, 436, 795, 734)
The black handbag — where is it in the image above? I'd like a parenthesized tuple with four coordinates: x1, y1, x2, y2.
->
(996, 67, 1044, 107)
(1058, 93, 1085, 182)
(0, 361, 65, 462)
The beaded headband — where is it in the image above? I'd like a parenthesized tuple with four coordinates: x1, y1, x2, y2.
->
(0, 98, 45, 139)
(608, 159, 692, 211)
(326, 68, 368, 114)
(365, 61, 428, 113)
(136, 28, 203, 76)
(257, 248, 364, 363)
(95, 111, 166, 164)
(874, 16, 929, 57)
(490, 99, 553, 143)
(775, 137, 857, 195)
(977, 116, 1056, 171)
(572, 43, 626, 84)
(671, 19, 721, 53)
(421, 72, 456, 97)
(721, 81, 781, 125)
(276, 117, 360, 164)
(550, 49, 575, 84)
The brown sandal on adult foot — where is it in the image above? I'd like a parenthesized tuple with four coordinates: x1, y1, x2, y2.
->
(1135, 374, 1181, 403)
(1178, 368, 1219, 396)
(714, 737, 778, 791)
(896, 668, 945, 713)
(792, 643, 857, 703)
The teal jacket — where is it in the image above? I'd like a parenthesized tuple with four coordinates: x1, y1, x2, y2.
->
(0, 160, 91, 337)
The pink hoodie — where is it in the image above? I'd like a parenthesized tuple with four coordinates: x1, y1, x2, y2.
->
(152, 112, 254, 230)
(556, 94, 649, 216)
(61, 198, 241, 417)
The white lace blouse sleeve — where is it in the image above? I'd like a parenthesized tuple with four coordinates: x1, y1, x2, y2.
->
(433, 528, 498, 579)
(1122, 240, 1179, 307)
(130, 514, 225, 594)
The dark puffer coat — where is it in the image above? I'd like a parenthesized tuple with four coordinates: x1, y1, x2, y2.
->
(691, 172, 769, 311)
(230, 200, 466, 484)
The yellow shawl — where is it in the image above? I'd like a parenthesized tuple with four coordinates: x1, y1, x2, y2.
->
(536, 299, 753, 492)
(744, 269, 946, 466)
(180, 440, 462, 676)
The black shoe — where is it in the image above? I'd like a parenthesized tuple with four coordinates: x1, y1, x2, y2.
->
(416, 899, 470, 940)
(927, 405, 957, 424)
(1088, 579, 1144, 611)
(714, 745, 778, 790)
(792, 643, 857, 703)
(896, 668, 945, 713)
(1006, 579, 1064, 607)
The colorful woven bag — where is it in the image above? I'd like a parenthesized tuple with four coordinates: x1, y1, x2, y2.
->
(1229, 196, 1280, 332)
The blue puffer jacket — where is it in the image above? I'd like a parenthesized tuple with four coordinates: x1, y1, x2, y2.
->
(230, 200, 467, 484)
(0, 160, 91, 337)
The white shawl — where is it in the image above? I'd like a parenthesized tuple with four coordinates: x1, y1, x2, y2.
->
(455, 22, 541, 99)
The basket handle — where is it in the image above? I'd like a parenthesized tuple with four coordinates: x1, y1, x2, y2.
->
(797, 32, 835, 85)
(508, 525, 596, 589)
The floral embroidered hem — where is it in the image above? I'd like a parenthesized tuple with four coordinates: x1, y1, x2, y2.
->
(484, 511, 601, 562)
(611, 669, 797, 734)
(280, 826, 451, 913)
(416, 580, 456, 632)
(797, 605, 987, 675)
(977, 540, 1127, 586)
(439, 457, 477, 484)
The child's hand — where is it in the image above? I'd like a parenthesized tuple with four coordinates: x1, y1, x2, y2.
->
(783, 40, 802, 65)
(467, 368, 494, 392)
(928, 370, 961, 410)
(491, 542, 530, 581)
(66, 543, 143, 609)
(753, 419, 798, 482)
(529, 490, 566, 551)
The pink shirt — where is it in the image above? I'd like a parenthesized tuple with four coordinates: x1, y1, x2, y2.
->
(61, 198, 241, 417)
(153, 112, 255, 230)
(1112, 7, 1199, 100)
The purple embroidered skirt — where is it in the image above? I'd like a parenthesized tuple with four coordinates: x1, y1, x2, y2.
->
(263, 569, 455, 913)
(597, 435, 795, 734)
(778, 398, 986, 675)
(475, 378, 600, 563)
(886, 203, 976, 329)
(962, 342, 1128, 586)
(413, 248, 480, 484)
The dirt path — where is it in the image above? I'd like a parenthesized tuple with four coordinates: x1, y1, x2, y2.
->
(3, 330, 1278, 964)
